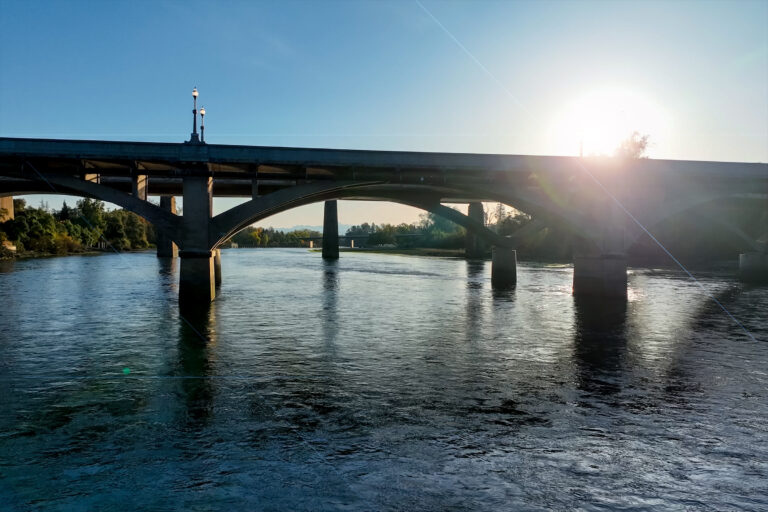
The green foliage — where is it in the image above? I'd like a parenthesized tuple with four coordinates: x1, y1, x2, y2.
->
(0, 198, 154, 256)
(228, 226, 321, 248)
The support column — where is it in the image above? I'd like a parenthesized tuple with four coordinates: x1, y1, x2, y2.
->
(179, 177, 215, 307)
(739, 252, 768, 283)
(179, 252, 215, 309)
(213, 248, 222, 287)
(322, 200, 339, 260)
(491, 247, 517, 289)
(131, 174, 148, 201)
(466, 202, 485, 259)
(572, 254, 627, 298)
(0, 196, 14, 222)
(156, 196, 178, 258)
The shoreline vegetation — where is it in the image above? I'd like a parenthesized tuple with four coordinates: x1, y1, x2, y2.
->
(0, 198, 155, 260)
(2, 199, 757, 269)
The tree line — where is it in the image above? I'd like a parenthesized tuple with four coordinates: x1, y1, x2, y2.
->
(0, 198, 155, 257)
(229, 226, 322, 247)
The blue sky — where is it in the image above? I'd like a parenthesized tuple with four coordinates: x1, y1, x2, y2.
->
(1, 0, 766, 226)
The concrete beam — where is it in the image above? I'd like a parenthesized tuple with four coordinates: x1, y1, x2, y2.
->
(322, 200, 339, 259)
(157, 196, 178, 258)
(131, 174, 148, 201)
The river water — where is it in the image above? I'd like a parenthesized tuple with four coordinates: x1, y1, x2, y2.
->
(0, 248, 766, 510)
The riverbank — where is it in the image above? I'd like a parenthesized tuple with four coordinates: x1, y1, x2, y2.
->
(0, 248, 154, 260)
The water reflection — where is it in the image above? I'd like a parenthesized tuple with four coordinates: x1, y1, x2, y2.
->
(572, 297, 628, 399)
(465, 261, 486, 336)
(176, 301, 217, 424)
(0, 259, 14, 273)
(321, 259, 339, 344)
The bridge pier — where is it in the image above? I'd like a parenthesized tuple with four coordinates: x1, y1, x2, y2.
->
(179, 251, 216, 309)
(572, 254, 627, 298)
(0, 196, 13, 222)
(179, 177, 215, 307)
(491, 247, 517, 289)
(322, 200, 339, 259)
(466, 202, 485, 259)
(739, 251, 768, 284)
(156, 196, 178, 258)
(213, 248, 222, 287)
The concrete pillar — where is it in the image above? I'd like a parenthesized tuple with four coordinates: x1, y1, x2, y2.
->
(179, 251, 216, 309)
(739, 252, 768, 283)
(322, 200, 339, 260)
(573, 254, 627, 298)
(466, 202, 485, 259)
(132, 174, 148, 200)
(491, 247, 517, 289)
(213, 249, 222, 287)
(0, 196, 14, 222)
(156, 196, 178, 258)
(179, 177, 215, 306)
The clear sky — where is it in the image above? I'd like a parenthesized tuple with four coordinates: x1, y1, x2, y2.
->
(1, 0, 766, 227)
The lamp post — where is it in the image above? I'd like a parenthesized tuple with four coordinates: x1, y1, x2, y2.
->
(200, 107, 206, 143)
(189, 87, 200, 143)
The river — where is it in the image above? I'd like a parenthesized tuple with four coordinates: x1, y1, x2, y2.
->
(0, 248, 766, 510)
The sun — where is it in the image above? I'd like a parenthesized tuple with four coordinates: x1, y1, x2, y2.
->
(551, 87, 669, 157)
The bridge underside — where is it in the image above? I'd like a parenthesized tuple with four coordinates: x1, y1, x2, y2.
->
(1, 137, 766, 307)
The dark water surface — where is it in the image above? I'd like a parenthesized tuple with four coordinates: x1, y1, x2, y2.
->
(0, 249, 766, 511)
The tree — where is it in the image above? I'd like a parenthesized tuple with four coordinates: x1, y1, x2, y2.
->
(615, 131, 649, 159)
(58, 201, 72, 221)
(76, 198, 106, 231)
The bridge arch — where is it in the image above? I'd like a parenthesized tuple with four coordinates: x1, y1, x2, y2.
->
(0, 177, 182, 244)
(209, 181, 595, 251)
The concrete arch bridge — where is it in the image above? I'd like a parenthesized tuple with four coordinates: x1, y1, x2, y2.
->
(1, 137, 766, 308)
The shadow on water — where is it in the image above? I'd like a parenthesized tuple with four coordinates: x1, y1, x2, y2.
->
(176, 301, 218, 425)
(0, 259, 14, 273)
(157, 257, 177, 276)
(321, 259, 339, 345)
(156, 257, 178, 295)
(572, 297, 628, 400)
(465, 261, 486, 334)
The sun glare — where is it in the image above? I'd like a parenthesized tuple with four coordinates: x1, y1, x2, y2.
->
(551, 87, 670, 157)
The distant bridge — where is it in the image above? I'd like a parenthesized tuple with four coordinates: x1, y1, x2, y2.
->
(1, 136, 766, 308)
